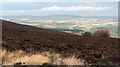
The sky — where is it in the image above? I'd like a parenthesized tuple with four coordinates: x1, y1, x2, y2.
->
(0, 0, 119, 16)
(0, 0, 119, 2)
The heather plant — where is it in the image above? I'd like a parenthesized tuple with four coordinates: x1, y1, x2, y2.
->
(81, 32, 91, 37)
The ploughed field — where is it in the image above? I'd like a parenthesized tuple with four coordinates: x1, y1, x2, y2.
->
(2, 20, 120, 65)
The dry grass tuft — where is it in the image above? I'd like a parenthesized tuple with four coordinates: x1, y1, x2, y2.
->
(3, 54, 50, 65)
(62, 56, 85, 65)
(1, 49, 85, 65)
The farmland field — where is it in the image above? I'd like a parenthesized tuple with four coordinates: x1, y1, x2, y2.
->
(2, 15, 118, 38)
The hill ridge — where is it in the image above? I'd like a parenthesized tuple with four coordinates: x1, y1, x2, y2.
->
(1, 19, 120, 65)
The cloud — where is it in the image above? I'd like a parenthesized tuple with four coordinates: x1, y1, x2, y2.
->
(2, 6, 114, 16)
(40, 6, 111, 11)
(4, 6, 111, 13)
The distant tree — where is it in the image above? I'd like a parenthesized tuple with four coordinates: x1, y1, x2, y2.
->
(81, 32, 91, 37)
(93, 29, 110, 38)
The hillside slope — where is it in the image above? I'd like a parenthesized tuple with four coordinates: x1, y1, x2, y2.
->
(2, 19, 119, 65)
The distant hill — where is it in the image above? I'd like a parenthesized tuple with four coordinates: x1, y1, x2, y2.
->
(1, 19, 120, 65)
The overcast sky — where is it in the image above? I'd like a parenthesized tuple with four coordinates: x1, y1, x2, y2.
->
(0, 0, 118, 16)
